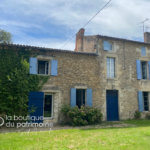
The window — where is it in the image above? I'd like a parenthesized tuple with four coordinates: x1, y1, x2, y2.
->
(107, 58, 115, 78)
(103, 41, 112, 51)
(30, 57, 58, 76)
(141, 47, 146, 56)
(38, 60, 49, 75)
(143, 92, 149, 111)
(141, 61, 148, 79)
(44, 95, 53, 118)
(70, 88, 92, 108)
(76, 89, 85, 108)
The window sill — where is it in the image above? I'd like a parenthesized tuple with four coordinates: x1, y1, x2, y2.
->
(140, 79, 149, 81)
(106, 77, 117, 80)
(103, 50, 113, 52)
(37, 74, 49, 76)
(43, 117, 53, 120)
(141, 55, 147, 57)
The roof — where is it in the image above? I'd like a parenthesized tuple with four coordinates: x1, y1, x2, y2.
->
(97, 35, 150, 45)
(0, 43, 97, 56)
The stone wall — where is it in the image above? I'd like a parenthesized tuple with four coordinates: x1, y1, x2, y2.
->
(37, 51, 101, 123)
(76, 34, 150, 120)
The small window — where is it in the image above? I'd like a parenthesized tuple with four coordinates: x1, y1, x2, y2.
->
(103, 41, 112, 51)
(141, 47, 146, 56)
(141, 61, 148, 79)
(143, 92, 149, 111)
(107, 58, 115, 78)
(44, 95, 53, 118)
(76, 89, 85, 108)
(38, 60, 49, 75)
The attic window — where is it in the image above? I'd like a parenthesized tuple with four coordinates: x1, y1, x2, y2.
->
(141, 47, 146, 56)
(103, 41, 112, 51)
(38, 60, 49, 75)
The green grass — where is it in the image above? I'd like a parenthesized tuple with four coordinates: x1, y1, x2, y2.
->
(0, 120, 150, 150)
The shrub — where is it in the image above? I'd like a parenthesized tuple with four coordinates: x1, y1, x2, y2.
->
(61, 104, 103, 126)
(145, 113, 150, 120)
(134, 110, 141, 119)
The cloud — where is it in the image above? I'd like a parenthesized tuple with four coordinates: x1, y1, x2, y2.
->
(0, 0, 150, 50)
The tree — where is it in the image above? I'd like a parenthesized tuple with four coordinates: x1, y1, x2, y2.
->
(0, 28, 13, 44)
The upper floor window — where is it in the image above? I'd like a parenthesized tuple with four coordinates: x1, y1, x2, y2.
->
(141, 47, 146, 56)
(107, 58, 115, 78)
(136, 60, 150, 80)
(103, 41, 112, 51)
(29, 57, 58, 76)
(141, 61, 148, 79)
(38, 60, 49, 75)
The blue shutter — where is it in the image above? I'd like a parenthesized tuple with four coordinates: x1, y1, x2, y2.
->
(136, 60, 142, 79)
(141, 47, 146, 56)
(103, 41, 109, 50)
(87, 89, 92, 106)
(28, 92, 44, 123)
(148, 61, 150, 80)
(70, 88, 76, 108)
(51, 60, 58, 76)
(29, 57, 37, 74)
(138, 91, 144, 112)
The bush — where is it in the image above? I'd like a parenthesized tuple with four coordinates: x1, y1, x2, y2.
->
(134, 110, 141, 119)
(145, 113, 150, 120)
(61, 104, 103, 126)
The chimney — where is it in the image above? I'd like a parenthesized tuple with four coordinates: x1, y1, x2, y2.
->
(144, 32, 150, 43)
(75, 28, 85, 52)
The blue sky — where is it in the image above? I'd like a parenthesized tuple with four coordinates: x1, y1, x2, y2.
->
(1, 0, 150, 50)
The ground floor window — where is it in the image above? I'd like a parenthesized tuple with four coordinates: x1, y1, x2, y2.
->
(44, 95, 53, 118)
(76, 89, 85, 108)
(143, 92, 149, 111)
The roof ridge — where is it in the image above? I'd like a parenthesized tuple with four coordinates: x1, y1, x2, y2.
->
(97, 34, 149, 44)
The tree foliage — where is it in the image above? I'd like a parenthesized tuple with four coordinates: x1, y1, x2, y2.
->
(0, 29, 13, 44)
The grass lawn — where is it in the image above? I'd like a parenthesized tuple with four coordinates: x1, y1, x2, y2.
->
(0, 120, 150, 150)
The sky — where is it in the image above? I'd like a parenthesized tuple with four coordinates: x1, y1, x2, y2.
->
(1, 0, 150, 50)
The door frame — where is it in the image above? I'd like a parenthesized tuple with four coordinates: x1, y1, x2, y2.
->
(106, 90, 119, 121)
(43, 93, 53, 119)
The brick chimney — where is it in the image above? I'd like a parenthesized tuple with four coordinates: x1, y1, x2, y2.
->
(144, 32, 150, 43)
(75, 28, 85, 52)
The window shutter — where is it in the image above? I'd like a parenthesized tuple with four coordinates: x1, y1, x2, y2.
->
(87, 89, 92, 106)
(138, 91, 144, 112)
(28, 92, 44, 123)
(51, 60, 58, 76)
(70, 88, 76, 108)
(141, 47, 146, 56)
(29, 57, 37, 74)
(136, 60, 142, 79)
(148, 61, 150, 80)
(103, 41, 109, 50)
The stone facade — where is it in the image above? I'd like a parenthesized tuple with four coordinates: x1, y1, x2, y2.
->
(36, 51, 101, 124)
(75, 28, 150, 120)
(3, 28, 150, 123)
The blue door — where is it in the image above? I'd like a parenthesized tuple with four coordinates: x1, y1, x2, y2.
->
(106, 90, 119, 121)
(28, 92, 44, 123)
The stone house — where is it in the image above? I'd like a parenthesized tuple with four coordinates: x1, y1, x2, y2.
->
(75, 28, 150, 120)
(2, 29, 150, 124)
